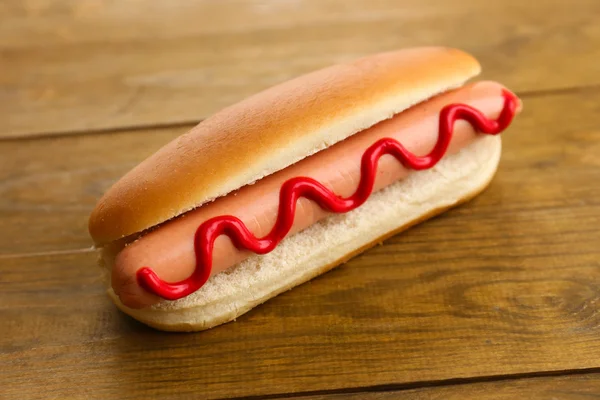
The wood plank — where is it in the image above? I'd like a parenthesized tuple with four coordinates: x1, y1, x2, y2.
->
(0, 126, 181, 255)
(2, 197, 600, 398)
(1, 88, 599, 255)
(1, 0, 599, 137)
(1, 90, 600, 398)
(302, 373, 600, 399)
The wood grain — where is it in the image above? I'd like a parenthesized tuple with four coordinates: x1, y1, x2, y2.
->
(0, 126, 180, 255)
(1, 90, 600, 398)
(1, 0, 599, 137)
(2, 1, 600, 398)
(1, 89, 599, 256)
(1, 197, 600, 398)
(302, 373, 600, 399)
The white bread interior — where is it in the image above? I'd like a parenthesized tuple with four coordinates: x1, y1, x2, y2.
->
(104, 135, 502, 332)
(88, 47, 480, 245)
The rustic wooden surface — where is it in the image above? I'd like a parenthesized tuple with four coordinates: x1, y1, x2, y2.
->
(303, 374, 600, 399)
(1, 1, 599, 399)
(1, 0, 599, 138)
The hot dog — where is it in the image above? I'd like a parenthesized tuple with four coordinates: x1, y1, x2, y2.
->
(89, 47, 521, 331)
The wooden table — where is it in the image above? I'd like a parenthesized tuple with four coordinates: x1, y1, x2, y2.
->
(1, 1, 600, 399)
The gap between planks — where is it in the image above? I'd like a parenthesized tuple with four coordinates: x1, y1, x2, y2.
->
(0, 247, 94, 260)
(2, 83, 600, 143)
(227, 367, 600, 400)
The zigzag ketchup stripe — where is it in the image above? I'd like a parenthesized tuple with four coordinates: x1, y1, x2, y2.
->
(137, 89, 519, 301)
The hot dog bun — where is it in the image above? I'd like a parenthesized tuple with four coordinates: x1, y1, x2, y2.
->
(102, 135, 501, 331)
(88, 47, 515, 331)
(88, 47, 480, 245)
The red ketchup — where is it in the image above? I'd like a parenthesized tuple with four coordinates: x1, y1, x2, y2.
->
(137, 90, 519, 301)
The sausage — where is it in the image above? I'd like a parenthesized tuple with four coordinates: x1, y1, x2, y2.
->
(113, 81, 514, 308)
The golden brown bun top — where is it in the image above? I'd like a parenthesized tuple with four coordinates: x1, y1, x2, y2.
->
(89, 47, 481, 245)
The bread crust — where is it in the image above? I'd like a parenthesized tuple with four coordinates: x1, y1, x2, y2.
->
(89, 47, 480, 245)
